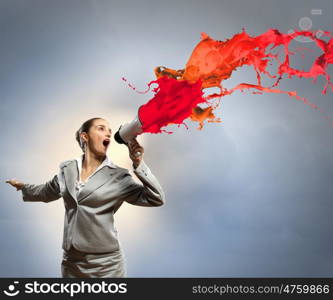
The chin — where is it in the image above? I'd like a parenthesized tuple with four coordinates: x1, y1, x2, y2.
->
(94, 149, 107, 157)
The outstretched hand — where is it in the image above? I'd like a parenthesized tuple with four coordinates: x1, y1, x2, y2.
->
(127, 138, 144, 168)
(6, 179, 24, 191)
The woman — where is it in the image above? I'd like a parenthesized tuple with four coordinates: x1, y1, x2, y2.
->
(6, 117, 165, 278)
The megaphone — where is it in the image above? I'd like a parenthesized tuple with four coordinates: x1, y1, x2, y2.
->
(114, 114, 143, 146)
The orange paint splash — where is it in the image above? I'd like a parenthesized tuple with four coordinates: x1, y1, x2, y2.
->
(124, 28, 333, 133)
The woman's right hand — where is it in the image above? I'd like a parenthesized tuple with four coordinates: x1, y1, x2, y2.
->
(5, 179, 24, 191)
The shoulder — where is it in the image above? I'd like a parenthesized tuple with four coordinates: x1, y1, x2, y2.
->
(110, 166, 133, 181)
(59, 159, 76, 169)
(115, 166, 131, 176)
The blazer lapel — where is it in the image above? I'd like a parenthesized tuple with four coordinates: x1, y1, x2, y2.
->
(77, 166, 116, 202)
(63, 161, 78, 202)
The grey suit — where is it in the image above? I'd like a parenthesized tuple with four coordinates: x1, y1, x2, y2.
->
(21, 159, 165, 254)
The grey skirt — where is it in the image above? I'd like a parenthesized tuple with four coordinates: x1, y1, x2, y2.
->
(61, 245, 127, 278)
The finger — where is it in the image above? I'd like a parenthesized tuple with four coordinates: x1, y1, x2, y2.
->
(130, 152, 141, 160)
(132, 150, 143, 157)
(136, 150, 144, 156)
(131, 147, 141, 154)
(128, 139, 138, 145)
(130, 142, 140, 150)
(132, 145, 143, 152)
(130, 151, 141, 157)
(128, 143, 136, 152)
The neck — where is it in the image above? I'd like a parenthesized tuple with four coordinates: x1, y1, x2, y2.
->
(82, 150, 106, 171)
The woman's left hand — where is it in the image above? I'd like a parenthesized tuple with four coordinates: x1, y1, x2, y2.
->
(127, 138, 144, 168)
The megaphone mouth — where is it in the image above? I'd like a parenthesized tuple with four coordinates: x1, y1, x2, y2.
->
(114, 128, 127, 144)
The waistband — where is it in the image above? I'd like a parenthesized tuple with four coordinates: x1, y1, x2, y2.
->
(64, 245, 122, 259)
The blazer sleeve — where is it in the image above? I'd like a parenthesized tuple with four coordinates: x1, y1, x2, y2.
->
(21, 174, 62, 203)
(121, 160, 165, 207)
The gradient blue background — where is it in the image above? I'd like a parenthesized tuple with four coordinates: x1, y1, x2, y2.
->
(1, 0, 333, 277)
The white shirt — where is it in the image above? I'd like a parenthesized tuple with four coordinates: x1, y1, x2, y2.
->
(57, 154, 146, 198)
(57, 154, 118, 197)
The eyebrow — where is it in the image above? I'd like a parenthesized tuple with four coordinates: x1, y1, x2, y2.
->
(96, 125, 112, 132)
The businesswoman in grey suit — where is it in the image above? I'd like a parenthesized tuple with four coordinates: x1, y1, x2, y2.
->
(6, 117, 165, 278)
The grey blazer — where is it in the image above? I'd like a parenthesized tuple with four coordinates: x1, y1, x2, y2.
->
(21, 159, 165, 253)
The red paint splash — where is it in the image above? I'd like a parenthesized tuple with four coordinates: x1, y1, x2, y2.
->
(123, 28, 333, 133)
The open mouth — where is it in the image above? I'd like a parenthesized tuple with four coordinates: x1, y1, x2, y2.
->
(102, 139, 110, 147)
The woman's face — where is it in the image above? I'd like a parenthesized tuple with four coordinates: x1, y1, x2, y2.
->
(82, 119, 112, 156)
